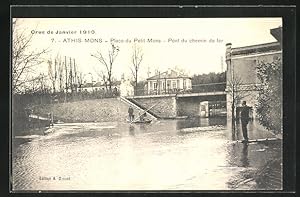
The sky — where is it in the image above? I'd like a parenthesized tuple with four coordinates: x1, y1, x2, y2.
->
(14, 18, 282, 82)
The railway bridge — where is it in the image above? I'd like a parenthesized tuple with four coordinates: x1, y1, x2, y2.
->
(124, 83, 227, 119)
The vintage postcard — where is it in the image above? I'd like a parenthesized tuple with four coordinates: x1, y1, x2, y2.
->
(11, 15, 284, 191)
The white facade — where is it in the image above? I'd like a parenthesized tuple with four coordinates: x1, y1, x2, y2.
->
(120, 79, 134, 97)
(80, 83, 119, 93)
(146, 69, 192, 94)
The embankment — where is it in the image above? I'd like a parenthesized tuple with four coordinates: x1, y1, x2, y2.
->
(31, 98, 132, 123)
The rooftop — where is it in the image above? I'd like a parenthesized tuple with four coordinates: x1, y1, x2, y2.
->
(228, 26, 282, 57)
(231, 42, 281, 56)
(147, 69, 190, 80)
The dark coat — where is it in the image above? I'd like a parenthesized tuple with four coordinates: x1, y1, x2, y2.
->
(128, 107, 134, 114)
(240, 106, 250, 123)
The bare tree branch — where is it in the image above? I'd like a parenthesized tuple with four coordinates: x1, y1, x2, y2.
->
(90, 43, 119, 91)
(130, 44, 143, 95)
(12, 20, 50, 93)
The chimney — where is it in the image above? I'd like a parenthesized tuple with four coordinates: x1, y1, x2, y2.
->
(225, 43, 232, 61)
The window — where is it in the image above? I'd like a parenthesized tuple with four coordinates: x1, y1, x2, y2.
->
(172, 81, 177, 89)
(183, 79, 186, 89)
(154, 82, 157, 90)
(167, 81, 171, 89)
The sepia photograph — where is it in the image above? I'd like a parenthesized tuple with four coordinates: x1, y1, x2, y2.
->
(11, 16, 283, 191)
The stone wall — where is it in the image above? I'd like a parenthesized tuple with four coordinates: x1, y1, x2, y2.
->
(133, 96, 177, 118)
(31, 98, 131, 123)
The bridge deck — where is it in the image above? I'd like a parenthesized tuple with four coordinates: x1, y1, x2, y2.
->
(127, 91, 226, 99)
(177, 91, 226, 97)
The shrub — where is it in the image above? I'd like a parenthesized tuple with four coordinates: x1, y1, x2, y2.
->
(256, 58, 282, 133)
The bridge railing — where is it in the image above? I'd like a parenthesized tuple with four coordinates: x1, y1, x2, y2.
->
(191, 82, 226, 93)
(134, 82, 226, 96)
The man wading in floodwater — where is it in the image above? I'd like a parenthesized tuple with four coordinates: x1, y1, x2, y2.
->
(240, 101, 250, 143)
(128, 106, 134, 122)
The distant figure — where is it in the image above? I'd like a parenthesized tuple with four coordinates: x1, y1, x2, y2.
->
(240, 101, 251, 142)
(128, 106, 134, 121)
(139, 112, 147, 121)
(143, 112, 147, 120)
(113, 87, 118, 96)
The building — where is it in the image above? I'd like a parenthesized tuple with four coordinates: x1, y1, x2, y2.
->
(225, 26, 282, 119)
(80, 81, 121, 93)
(120, 78, 134, 97)
(80, 82, 94, 92)
(146, 69, 192, 95)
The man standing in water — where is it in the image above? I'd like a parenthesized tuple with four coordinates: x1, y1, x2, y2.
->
(240, 101, 250, 143)
(128, 106, 134, 121)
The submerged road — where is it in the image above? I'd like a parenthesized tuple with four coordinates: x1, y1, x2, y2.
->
(12, 117, 282, 191)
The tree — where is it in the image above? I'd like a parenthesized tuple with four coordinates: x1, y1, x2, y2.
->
(130, 44, 143, 95)
(12, 19, 49, 93)
(192, 72, 226, 84)
(47, 58, 57, 93)
(91, 43, 119, 92)
(56, 54, 65, 93)
(256, 58, 282, 133)
(93, 67, 109, 91)
(67, 57, 78, 93)
(226, 73, 251, 133)
(174, 65, 187, 76)
(72, 58, 78, 93)
(191, 72, 226, 92)
(25, 74, 48, 94)
(76, 72, 84, 92)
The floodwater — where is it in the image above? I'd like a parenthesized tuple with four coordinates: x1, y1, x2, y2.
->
(11, 117, 282, 191)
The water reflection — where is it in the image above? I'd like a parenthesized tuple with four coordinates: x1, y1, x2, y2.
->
(129, 125, 135, 136)
(226, 142, 251, 168)
(233, 119, 273, 141)
(176, 116, 227, 130)
(176, 117, 200, 130)
(241, 143, 249, 167)
(231, 126, 241, 141)
(208, 117, 227, 126)
(12, 116, 281, 190)
(225, 137, 282, 190)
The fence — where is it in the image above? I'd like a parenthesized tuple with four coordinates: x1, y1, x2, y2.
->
(134, 82, 226, 96)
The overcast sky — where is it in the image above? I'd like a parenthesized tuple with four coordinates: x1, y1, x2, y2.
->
(14, 18, 282, 82)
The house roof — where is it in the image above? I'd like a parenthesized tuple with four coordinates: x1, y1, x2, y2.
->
(147, 69, 190, 80)
(231, 42, 281, 56)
